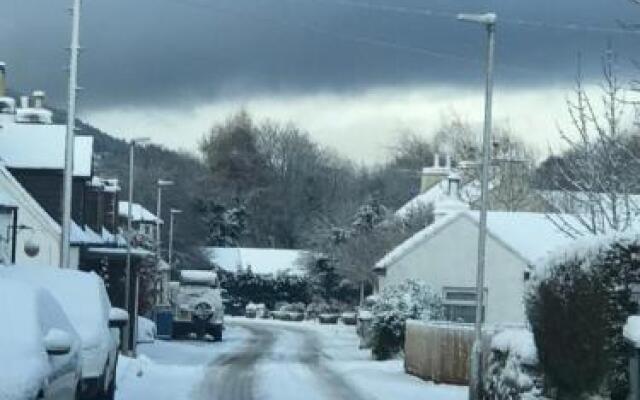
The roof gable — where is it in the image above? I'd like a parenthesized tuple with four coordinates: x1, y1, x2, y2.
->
(376, 211, 579, 271)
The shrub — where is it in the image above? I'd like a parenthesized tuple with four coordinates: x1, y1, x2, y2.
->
(485, 329, 542, 400)
(370, 279, 443, 360)
(527, 237, 640, 399)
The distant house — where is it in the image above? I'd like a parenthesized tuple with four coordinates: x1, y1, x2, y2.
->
(118, 201, 162, 241)
(374, 211, 578, 325)
(202, 247, 308, 277)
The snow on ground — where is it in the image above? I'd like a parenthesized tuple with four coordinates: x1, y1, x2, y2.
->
(229, 317, 467, 400)
(116, 325, 251, 400)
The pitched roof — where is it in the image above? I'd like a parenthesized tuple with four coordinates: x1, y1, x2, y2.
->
(0, 114, 93, 176)
(118, 201, 161, 223)
(0, 163, 60, 238)
(375, 211, 580, 271)
(395, 178, 480, 218)
(202, 247, 308, 276)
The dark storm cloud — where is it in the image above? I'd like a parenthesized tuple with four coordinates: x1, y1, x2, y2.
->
(1, 0, 639, 109)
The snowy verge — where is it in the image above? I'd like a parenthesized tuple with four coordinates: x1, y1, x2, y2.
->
(116, 354, 204, 400)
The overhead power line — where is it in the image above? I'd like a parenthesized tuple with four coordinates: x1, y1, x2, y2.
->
(288, 0, 640, 36)
(161, 0, 540, 75)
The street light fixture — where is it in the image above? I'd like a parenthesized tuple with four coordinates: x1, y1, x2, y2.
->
(124, 137, 149, 357)
(457, 12, 496, 400)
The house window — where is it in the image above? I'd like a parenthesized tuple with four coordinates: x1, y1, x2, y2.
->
(443, 287, 486, 324)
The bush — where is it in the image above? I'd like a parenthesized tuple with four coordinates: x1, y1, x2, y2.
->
(370, 279, 443, 360)
(485, 329, 542, 400)
(527, 237, 640, 399)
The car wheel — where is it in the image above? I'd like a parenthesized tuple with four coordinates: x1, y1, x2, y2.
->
(208, 325, 223, 342)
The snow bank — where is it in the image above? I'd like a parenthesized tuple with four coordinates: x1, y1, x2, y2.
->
(137, 317, 156, 344)
(116, 355, 203, 400)
(491, 328, 537, 365)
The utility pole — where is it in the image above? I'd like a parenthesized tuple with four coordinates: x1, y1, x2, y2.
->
(124, 138, 149, 356)
(60, 0, 82, 268)
(457, 12, 496, 400)
(155, 180, 173, 305)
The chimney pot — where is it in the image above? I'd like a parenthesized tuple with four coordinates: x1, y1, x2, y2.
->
(434, 153, 440, 168)
(32, 90, 45, 108)
(19, 96, 29, 109)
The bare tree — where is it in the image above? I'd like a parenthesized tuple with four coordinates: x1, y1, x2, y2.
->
(543, 49, 640, 236)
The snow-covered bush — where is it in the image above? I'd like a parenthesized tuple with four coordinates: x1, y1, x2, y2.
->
(485, 328, 542, 400)
(137, 316, 157, 343)
(370, 279, 443, 360)
(527, 236, 640, 399)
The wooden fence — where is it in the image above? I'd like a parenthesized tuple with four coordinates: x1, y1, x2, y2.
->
(404, 320, 492, 385)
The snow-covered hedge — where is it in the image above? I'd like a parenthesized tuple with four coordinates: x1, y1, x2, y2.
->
(527, 234, 640, 399)
(485, 328, 542, 400)
(370, 279, 443, 360)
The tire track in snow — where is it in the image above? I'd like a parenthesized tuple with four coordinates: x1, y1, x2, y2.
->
(197, 323, 276, 400)
(198, 320, 369, 400)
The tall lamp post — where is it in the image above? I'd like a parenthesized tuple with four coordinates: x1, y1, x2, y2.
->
(124, 137, 149, 357)
(457, 12, 496, 400)
(164, 208, 183, 304)
(155, 179, 173, 305)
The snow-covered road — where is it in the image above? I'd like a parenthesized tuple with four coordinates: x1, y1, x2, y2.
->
(117, 318, 466, 400)
(197, 321, 367, 400)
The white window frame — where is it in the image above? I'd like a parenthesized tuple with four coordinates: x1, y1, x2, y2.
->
(442, 286, 487, 324)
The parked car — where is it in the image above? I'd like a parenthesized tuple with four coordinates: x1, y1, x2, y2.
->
(169, 270, 224, 341)
(0, 266, 128, 400)
(0, 278, 82, 400)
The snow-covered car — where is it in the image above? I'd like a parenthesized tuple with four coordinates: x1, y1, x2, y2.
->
(170, 270, 224, 341)
(0, 278, 82, 400)
(0, 266, 128, 400)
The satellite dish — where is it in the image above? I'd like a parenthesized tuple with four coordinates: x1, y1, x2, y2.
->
(24, 239, 40, 258)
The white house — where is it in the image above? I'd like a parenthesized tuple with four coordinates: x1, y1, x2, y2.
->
(0, 163, 63, 266)
(202, 247, 308, 277)
(374, 211, 578, 325)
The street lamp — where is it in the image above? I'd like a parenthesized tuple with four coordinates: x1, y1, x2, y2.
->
(155, 179, 174, 263)
(457, 12, 496, 400)
(124, 137, 149, 357)
(168, 208, 182, 268)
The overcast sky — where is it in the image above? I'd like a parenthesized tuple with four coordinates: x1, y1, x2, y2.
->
(2, 0, 640, 163)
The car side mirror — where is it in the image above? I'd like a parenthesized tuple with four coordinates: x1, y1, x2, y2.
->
(109, 307, 129, 329)
(44, 329, 73, 356)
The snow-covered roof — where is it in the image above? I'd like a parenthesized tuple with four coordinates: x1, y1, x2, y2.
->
(118, 201, 161, 224)
(396, 177, 480, 219)
(180, 270, 218, 285)
(0, 114, 93, 176)
(202, 247, 308, 276)
(70, 222, 105, 245)
(87, 246, 154, 257)
(376, 211, 581, 270)
(15, 108, 53, 124)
